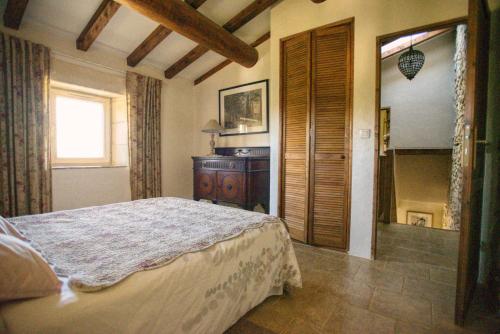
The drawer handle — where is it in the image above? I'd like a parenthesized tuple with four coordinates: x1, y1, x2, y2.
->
(226, 184, 233, 191)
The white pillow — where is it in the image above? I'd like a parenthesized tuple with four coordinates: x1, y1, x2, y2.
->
(0, 216, 24, 239)
(0, 234, 61, 302)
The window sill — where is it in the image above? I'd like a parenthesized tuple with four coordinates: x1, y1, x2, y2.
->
(52, 165, 128, 170)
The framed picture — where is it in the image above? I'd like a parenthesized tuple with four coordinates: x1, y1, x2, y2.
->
(406, 211, 433, 227)
(219, 79, 269, 136)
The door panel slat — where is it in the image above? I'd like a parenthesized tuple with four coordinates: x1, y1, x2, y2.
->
(281, 33, 310, 242)
(310, 24, 352, 249)
(280, 21, 352, 250)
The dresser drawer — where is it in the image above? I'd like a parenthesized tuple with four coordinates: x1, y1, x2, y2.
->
(193, 170, 216, 200)
(194, 159, 245, 171)
(216, 171, 245, 204)
(192, 149, 270, 213)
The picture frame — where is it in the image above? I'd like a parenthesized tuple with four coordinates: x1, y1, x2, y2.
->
(218, 79, 269, 136)
(406, 211, 433, 227)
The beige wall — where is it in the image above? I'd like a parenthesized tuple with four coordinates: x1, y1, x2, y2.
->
(0, 18, 195, 210)
(270, 0, 467, 258)
(193, 40, 271, 156)
(382, 32, 456, 149)
(52, 167, 131, 211)
(162, 78, 196, 199)
(394, 154, 452, 228)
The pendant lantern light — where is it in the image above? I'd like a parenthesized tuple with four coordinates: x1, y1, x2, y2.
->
(398, 38, 425, 80)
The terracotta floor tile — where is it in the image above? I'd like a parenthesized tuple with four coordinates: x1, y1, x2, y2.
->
(282, 318, 322, 334)
(232, 225, 492, 334)
(369, 288, 432, 326)
(245, 302, 293, 334)
(414, 252, 457, 269)
(323, 298, 396, 334)
(403, 277, 456, 304)
(384, 261, 430, 280)
(355, 263, 405, 293)
(317, 277, 375, 309)
(270, 288, 334, 329)
(429, 267, 457, 286)
(395, 321, 432, 334)
(314, 256, 364, 279)
(378, 254, 416, 264)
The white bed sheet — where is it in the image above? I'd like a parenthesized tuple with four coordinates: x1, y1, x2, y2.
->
(1, 221, 301, 334)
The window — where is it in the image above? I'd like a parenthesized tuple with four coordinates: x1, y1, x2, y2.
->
(51, 89, 111, 166)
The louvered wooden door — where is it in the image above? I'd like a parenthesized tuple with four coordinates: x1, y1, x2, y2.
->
(280, 32, 311, 242)
(309, 24, 352, 249)
(280, 20, 352, 250)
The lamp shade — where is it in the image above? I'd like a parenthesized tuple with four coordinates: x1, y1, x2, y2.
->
(202, 119, 223, 133)
(398, 45, 425, 80)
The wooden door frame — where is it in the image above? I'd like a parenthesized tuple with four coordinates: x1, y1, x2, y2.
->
(278, 17, 354, 250)
(371, 16, 468, 259)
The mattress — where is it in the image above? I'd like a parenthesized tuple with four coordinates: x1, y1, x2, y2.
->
(1, 205, 301, 334)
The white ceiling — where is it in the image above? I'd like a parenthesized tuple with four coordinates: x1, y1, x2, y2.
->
(17, 0, 271, 80)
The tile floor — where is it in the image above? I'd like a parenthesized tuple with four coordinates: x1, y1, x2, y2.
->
(228, 223, 500, 333)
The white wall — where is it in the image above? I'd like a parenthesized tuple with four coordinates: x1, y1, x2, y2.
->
(270, 0, 467, 258)
(52, 167, 131, 211)
(193, 40, 271, 156)
(162, 78, 196, 199)
(381, 32, 456, 149)
(0, 18, 195, 210)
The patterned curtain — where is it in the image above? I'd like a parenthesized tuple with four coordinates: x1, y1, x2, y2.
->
(0, 33, 51, 217)
(126, 71, 162, 200)
(444, 25, 467, 230)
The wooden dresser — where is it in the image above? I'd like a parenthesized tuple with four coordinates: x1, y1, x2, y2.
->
(192, 147, 270, 213)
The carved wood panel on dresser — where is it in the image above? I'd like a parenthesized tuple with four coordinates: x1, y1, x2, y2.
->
(192, 147, 270, 213)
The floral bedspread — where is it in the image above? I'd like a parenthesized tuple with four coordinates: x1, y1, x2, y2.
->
(9, 197, 296, 291)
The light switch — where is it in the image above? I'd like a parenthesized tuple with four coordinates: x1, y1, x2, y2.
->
(359, 129, 371, 139)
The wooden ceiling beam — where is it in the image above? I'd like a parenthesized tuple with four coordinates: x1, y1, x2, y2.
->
(164, 0, 277, 79)
(126, 0, 207, 67)
(77, 0, 121, 51)
(116, 0, 258, 70)
(3, 0, 29, 30)
(194, 31, 270, 85)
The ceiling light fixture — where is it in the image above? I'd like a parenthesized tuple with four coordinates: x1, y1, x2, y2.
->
(398, 37, 425, 80)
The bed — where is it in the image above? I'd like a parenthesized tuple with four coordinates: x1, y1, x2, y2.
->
(0, 197, 301, 334)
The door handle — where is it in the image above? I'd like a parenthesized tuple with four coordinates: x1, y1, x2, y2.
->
(463, 124, 471, 167)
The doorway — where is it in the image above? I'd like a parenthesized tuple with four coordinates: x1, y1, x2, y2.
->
(371, 13, 491, 328)
(374, 19, 467, 243)
(375, 18, 466, 327)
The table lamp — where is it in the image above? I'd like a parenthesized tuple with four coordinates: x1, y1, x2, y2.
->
(202, 119, 223, 156)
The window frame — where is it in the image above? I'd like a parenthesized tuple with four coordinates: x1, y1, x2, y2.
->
(50, 88, 112, 167)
